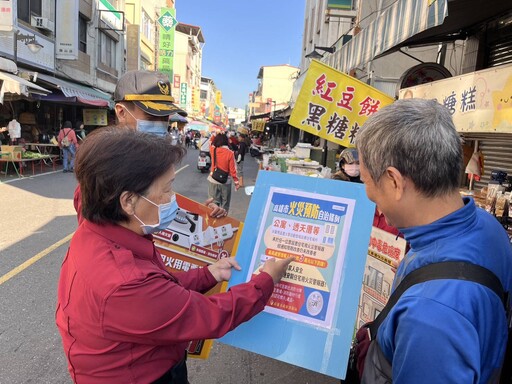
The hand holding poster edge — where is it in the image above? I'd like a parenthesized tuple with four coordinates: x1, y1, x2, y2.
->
(221, 171, 375, 379)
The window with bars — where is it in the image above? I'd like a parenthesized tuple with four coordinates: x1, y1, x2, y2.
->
(79, 15, 87, 53)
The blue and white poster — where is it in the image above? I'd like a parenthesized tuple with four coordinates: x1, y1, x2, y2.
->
(248, 187, 354, 328)
(221, 171, 375, 379)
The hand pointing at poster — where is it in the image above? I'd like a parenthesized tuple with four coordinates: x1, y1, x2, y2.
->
(261, 257, 295, 284)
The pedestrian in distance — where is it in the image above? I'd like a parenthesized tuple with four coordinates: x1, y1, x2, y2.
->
(236, 132, 248, 187)
(353, 98, 512, 383)
(332, 147, 361, 183)
(73, 70, 227, 223)
(57, 120, 79, 173)
(56, 127, 294, 383)
(208, 133, 240, 213)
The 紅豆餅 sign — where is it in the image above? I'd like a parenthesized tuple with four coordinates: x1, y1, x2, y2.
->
(220, 171, 375, 379)
(289, 60, 394, 148)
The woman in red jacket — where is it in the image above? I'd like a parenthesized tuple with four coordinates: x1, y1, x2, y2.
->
(208, 133, 239, 213)
(56, 127, 293, 383)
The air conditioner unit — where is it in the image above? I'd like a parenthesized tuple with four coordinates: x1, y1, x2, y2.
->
(31, 17, 54, 33)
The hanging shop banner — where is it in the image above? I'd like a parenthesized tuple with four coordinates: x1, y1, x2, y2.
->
(220, 171, 375, 379)
(355, 226, 406, 328)
(251, 118, 266, 132)
(83, 109, 108, 126)
(55, 0, 79, 60)
(157, 7, 178, 81)
(153, 193, 243, 359)
(399, 63, 512, 133)
(180, 82, 188, 107)
(289, 60, 394, 148)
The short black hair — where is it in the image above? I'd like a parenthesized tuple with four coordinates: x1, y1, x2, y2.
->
(75, 126, 186, 224)
(212, 133, 229, 147)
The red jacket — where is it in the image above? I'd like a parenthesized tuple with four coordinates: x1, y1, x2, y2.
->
(56, 220, 274, 383)
(210, 145, 238, 183)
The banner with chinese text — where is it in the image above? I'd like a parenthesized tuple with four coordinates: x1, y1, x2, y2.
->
(153, 193, 243, 359)
(289, 60, 394, 148)
(399, 63, 512, 133)
(157, 8, 178, 83)
(355, 226, 406, 328)
(83, 109, 108, 126)
(221, 172, 375, 379)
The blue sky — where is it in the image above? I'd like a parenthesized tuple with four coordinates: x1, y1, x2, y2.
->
(175, 1, 305, 109)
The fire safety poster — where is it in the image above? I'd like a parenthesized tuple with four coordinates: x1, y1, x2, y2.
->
(220, 171, 375, 380)
(247, 188, 354, 328)
(152, 193, 243, 359)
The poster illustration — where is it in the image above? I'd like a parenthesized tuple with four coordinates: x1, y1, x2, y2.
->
(221, 172, 375, 379)
(153, 193, 243, 359)
(248, 188, 355, 328)
(355, 226, 406, 328)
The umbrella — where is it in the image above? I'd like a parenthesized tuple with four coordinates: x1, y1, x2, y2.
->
(169, 113, 188, 123)
(185, 120, 209, 132)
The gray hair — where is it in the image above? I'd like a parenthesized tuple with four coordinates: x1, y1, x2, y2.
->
(356, 98, 462, 197)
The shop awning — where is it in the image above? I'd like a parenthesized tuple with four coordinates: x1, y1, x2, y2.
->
(0, 71, 50, 103)
(335, 0, 449, 73)
(37, 73, 114, 108)
(389, 0, 512, 50)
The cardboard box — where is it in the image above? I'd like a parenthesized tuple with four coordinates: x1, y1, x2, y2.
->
(0, 145, 23, 160)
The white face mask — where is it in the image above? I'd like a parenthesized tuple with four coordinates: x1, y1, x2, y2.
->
(123, 106, 168, 137)
(344, 163, 360, 177)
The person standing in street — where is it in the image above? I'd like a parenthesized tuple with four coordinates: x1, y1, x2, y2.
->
(236, 133, 248, 187)
(208, 133, 239, 213)
(73, 70, 227, 222)
(57, 120, 78, 173)
(354, 98, 512, 383)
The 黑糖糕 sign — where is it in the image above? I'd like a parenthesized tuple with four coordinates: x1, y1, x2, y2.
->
(289, 60, 394, 148)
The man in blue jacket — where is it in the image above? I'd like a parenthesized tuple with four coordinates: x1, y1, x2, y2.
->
(356, 98, 511, 383)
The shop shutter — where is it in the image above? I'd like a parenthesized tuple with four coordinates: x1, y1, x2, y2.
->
(487, 25, 512, 67)
(463, 134, 512, 190)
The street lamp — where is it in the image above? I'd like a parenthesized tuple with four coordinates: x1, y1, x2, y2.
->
(13, 31, 44, 66)
(305, 45, 336, 59)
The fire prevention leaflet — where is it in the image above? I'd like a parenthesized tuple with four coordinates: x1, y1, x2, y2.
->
(247, 187, 355, 329)
(355, 226, 406, 328)
(152, 193, 243, 359)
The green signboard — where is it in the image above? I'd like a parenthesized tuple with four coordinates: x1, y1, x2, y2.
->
(158, 8, 177, 82)
(327, 0, 353, 9)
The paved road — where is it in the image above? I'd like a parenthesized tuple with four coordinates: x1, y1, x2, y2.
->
(0, 147, 340, 383)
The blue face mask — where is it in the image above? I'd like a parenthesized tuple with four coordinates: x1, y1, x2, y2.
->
(134, 194, 178, 234)
(123, 106, 169, 136)
(136, 120, 169, 136)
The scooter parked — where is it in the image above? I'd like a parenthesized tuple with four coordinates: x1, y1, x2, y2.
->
(197, 151, 211, 173)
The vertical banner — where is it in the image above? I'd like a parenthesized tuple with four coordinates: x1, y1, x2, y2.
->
(289, 60, 394, 148)
(125, 24, 140, 71)
(221, 172, 375, 379)
(55, 0, 79, 60)
(153, 193, 243, 359)
(0, 0, 14, 31)
(180, 82, 188, 108)
(157, 8, 178, 82)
